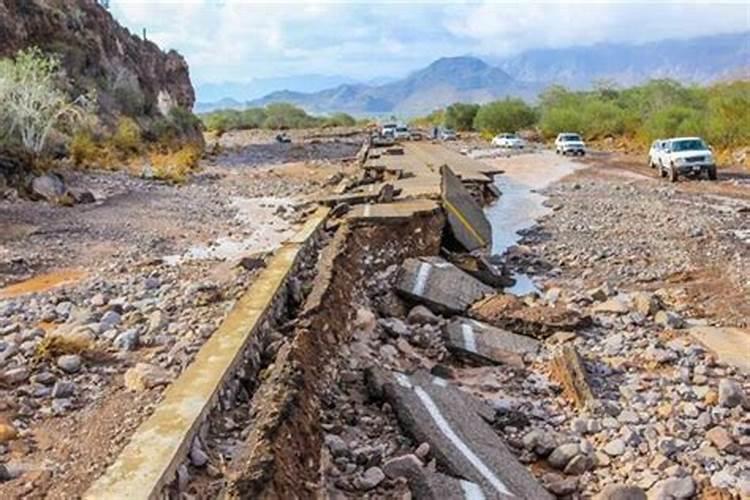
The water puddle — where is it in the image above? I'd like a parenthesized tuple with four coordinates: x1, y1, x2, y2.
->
(483, 153, 580, 295)
(0, 269, 87, 299)
(164, 196, 297, 266)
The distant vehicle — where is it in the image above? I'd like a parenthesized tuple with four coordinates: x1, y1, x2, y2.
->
(381, 123, 397, 137)
(440, 128, 457, 141)
(653, 137, 717, 182)
(491, 133, 525, 149)
(275, 133, 291, 144)
(648, 139, 667, 168)
(555, 133, 586, 155)
(393, 125, 410, 140)
(409, 130, 424, 141)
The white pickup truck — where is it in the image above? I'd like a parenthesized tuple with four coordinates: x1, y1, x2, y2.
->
(651, 137, 717, 182)
(554, 133, 586, 156)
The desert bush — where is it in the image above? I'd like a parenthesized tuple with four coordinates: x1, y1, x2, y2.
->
(69, 130, 99, 166)
(473, 98, 536, 135)
(410, 109, 445, 128)
(0, 47, 83, 155)
(149, 144, 202, 184)
(323, 112, 356, 128)
(445, 103, 480, 131)
(111, 117, 142, 154)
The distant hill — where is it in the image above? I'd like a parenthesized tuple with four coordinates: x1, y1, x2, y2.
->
(203, 32, 749, 117)
(495, 32, 750, 88)
(248, 57, 541, 116)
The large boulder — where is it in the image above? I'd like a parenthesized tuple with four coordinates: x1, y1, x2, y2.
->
(30, 173, 67, 202)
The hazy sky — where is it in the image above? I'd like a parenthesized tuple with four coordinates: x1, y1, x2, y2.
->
(110, 1, 750, 85)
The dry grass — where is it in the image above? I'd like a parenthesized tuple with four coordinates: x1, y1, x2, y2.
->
(148, 144, 202, 184)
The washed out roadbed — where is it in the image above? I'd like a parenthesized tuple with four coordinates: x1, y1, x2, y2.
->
(0, 129, 361, 497)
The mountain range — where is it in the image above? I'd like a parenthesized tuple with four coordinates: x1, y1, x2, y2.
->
(197, 32, 749, 116)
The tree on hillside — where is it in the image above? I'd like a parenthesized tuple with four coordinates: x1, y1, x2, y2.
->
(473, 98, 536, 135)
(0, 47, 84, 155)
(444, 103, 479, 131)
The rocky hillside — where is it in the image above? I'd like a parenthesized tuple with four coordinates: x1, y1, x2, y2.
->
(0, 0, 198, 136)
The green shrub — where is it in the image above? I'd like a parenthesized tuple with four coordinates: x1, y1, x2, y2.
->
(323, 112, 356, 128)
(445, 103, 480, 131)
(473, 98, 536, 136)
(111, 117, 142, 153)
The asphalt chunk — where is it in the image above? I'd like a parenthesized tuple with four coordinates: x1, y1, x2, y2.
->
(444, 317, 541, 367)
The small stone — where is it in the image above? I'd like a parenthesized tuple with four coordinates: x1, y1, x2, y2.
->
(705, 426, 733, 451)
(564, 454, 594, 475)
(379, 318, 410, 338)
(595, 484, 647, 500)
(325, 434, 348, 457)
(593, 297, 630, 314)
(618, 410, 640, 424)
(604, 438, 627, 457)
(124, 363, 171, 391)
(143, 277, 161, 290)
(548, 443, 580, 469)
(355, 466, 385, 491)
(648, 476, 695, 499)
(415, 442, 430, 459)
(56, 354, 82, 373)
(544, 473, 578, 496)
(190, 439, 209, 467)
(0, 421, 18, 443)
(382, 454, 421, 479)
(90, 293, 107, 307)
(114, 329, 139, 351)
(406, 305, 440, 325)
(2, 366, 29, 385)
(718, 379, 744, 408)
(99, 310, 121, 330)
(654, 311, 685, 329)
(51, 381, 76, 399)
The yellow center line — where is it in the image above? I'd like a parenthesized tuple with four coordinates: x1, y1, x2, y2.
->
(442, 198, 487, 247)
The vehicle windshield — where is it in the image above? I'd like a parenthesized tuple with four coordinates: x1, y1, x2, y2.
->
(396, 126, 408, 132)
(670, 139, 707, 152)
(561, 134, 581, 142)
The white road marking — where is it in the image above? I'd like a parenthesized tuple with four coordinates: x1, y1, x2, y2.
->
(412, 263, 431, 296)
(395, 373, 412, 388)
(461, 323, 477, 353)
(460, 480, 487, 500)
(411, 384, 514, 497)
(432, 377, 448, 387)
(364, 204, 371, 217)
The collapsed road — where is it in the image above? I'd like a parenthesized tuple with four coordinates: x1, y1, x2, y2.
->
(2, 133, 748, 500)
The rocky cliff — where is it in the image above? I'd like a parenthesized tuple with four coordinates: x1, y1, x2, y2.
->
(0, 0, 198, 135)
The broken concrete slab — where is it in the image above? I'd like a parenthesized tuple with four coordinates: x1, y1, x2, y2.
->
(371, 369, 553, 500)
(471, 293, 589, 339)
(550, 344, 598, 411)
(444, 250, 514, 288)
(441, 165, 492, 252)
(396, 257, 494, 314)
(444, 317, 540, 367)
(383, 454, 503, 500)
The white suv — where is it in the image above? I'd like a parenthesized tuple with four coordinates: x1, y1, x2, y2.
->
(653, 137, 717, 182)
(492, 133, 525, 149)
(555, 133, 586, 156)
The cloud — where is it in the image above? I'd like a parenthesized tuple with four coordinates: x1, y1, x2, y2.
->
(110, 1, 749, 85)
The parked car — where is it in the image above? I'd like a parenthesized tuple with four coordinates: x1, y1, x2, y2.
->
(491, 133, 525, 149)
(439, 128, 457, 141)
(393, 125, 410, 140)
(555, 133, 586, 155)
(648, 139, 667, 168)
(381, 123, 397, 137)
(653, 137, 717, 182)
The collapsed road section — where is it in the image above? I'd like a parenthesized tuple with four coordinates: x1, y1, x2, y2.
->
(83, 139, 554, 499)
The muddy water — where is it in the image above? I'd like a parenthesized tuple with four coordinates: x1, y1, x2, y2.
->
(0, 268, 87, 299)
(483, 152, 581, 294)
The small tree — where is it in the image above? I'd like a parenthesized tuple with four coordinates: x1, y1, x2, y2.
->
(473, 98, 536, 136)
(444, 103, 479, 131)
(0, 47, 82, 155)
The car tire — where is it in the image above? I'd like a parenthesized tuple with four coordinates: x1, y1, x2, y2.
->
(659, 163, 667, 178)
(707, 165, 717, 180)
(669, 164, 679, 183)
(649, 158, 655, 168)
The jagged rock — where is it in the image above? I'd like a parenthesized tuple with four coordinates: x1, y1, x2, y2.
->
(354, 466, 385, 491)
(718, 378, 744, 408)
(30, 174, 66, 202)
(382, 454, 422, 479)
(596, 484, 647, 500)
(124, 363, 171, 391)
(647, 476, 695, 499)
(548, 443, 580, 469)
(406, 305, 440, 326)
(654, 311, 685, 329)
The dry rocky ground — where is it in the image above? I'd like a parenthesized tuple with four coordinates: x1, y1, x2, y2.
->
(0, 129, 362, 497)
